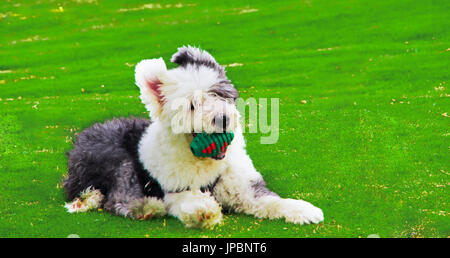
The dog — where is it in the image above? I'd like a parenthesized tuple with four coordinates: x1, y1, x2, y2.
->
(63, 46, 324, 228)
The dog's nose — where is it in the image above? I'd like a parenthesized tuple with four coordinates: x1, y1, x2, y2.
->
(213, 115, 230, 131)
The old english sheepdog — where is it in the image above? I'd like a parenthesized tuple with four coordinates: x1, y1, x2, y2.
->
(63, 46, 324, 228)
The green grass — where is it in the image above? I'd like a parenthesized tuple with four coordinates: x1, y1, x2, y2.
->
(0, 0, 449, 238)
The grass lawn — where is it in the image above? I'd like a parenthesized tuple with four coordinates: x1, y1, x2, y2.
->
(0, 0, 448, 238)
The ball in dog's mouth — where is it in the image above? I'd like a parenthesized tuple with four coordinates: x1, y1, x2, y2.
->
(190, 132, 234, 160)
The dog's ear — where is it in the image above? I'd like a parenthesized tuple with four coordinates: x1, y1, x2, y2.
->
(135, 58, 169, 117)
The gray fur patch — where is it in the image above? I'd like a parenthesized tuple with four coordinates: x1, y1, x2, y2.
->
(103, 160, 144, 217)
(250, 179, 279, 198)
(64, 117, 164, 218)
(171, 46, 225, 76)
(209, 79, 239, 101)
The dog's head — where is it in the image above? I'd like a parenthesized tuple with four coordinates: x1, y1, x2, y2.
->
(135, 46, 239, 134)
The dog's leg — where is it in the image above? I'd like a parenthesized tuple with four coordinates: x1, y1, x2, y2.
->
(214, 152, 324, 225)
(103, 160, 166, 219)
(164, 190, 222, 228)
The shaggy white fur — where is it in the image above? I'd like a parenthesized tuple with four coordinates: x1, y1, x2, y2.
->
(65, 186, 104, 213)
(164, 190, 222, 228)
(132, 46, 324, 228)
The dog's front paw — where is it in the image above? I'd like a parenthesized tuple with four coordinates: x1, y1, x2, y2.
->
(179, 194, 222, 228)
(130, 197, 167, 220)
(281, 199, 324, 225)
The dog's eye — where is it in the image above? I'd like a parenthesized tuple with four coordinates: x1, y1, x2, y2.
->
(190, 103, 195, 111)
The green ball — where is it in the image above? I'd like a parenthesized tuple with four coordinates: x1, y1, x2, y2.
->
(190, 132, 234, 159)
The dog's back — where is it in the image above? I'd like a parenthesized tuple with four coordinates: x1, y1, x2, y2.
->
(63, 117, 155, 201)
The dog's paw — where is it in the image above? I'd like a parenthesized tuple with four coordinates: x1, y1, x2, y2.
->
(180, 206, 222, 229)
(64, 187, 104, 213)
(130, 197, 167, 220)
(281, 199, 324, 225)
(179, 194, 222, 228)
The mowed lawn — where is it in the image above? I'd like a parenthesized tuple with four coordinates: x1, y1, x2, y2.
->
(0, 0, 448, 238)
